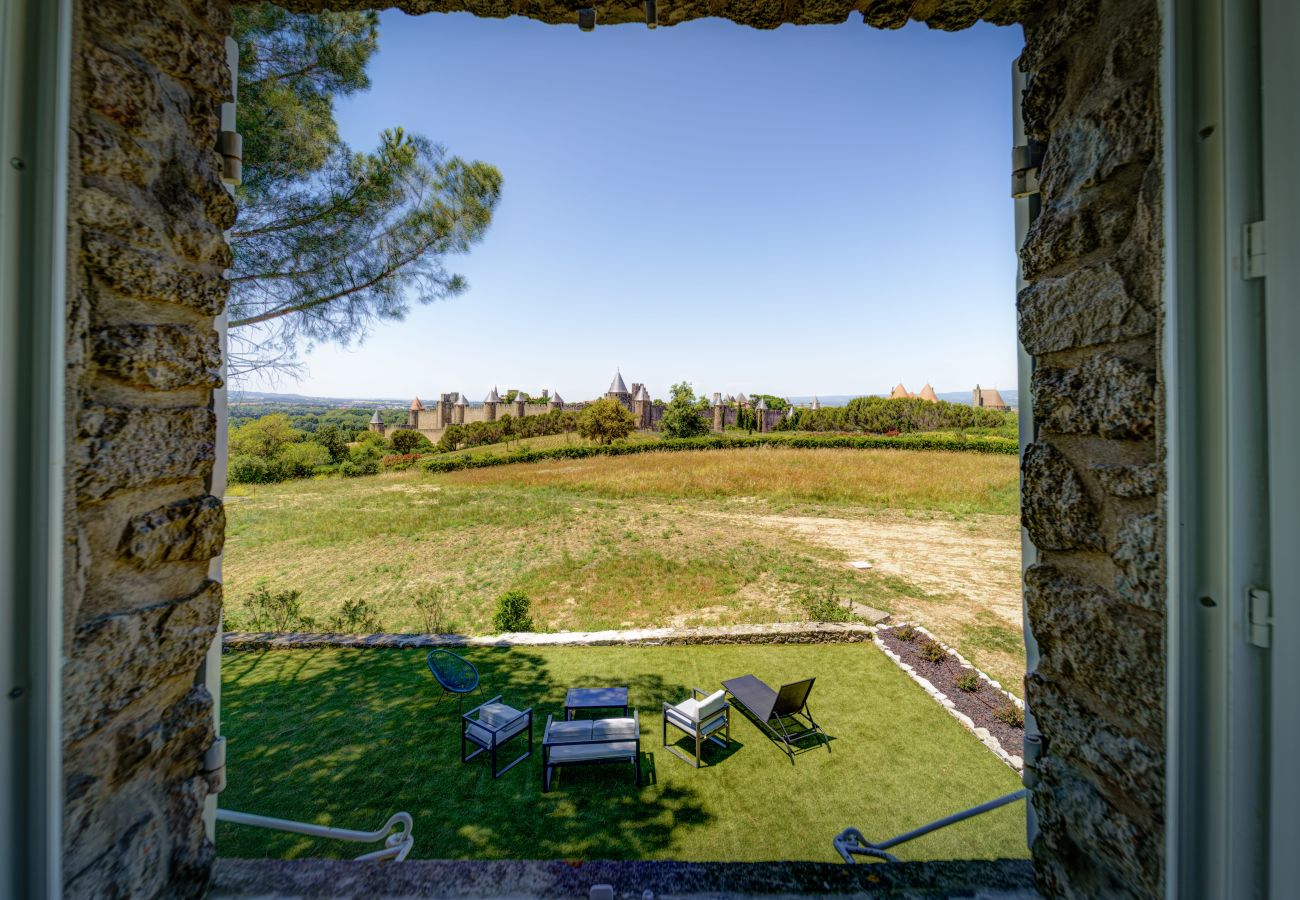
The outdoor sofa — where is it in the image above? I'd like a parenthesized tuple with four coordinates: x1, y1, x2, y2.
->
(541, 711, 640, 792)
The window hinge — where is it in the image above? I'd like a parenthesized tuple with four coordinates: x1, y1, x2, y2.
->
(1244, 220, 1266, 279)
(218, 130, 242, 187)
(204, 735, 227, 794)
(1247, 587, 1272, 648)
(1011, 141, 1045, 199)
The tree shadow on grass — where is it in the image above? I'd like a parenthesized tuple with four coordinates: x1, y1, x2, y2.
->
(217, 647, 715, 862)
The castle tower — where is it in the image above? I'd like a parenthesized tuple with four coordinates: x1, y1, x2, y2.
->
(810, 396, 821, 411)
(919, 383, 939, 404)
(736, 391, 749, 408)
(633, 385, 651, 429)
(891, 383, 913, 400)
(513, 392, 527, 419)
(712, 392, 724, 432)
(973, 383, 982, 407)
(606, 370, 632, 408)
(755, 397, 769, 433)
(454, 393, 467, 424)
(368, 410, 385, 437)
(484, 386, 500, 422)
(549, 391, 564, 412)
(408, 396, 424, 429)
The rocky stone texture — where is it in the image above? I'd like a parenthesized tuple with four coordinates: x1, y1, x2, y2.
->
(223, 621, 876, 651)
(63, 0, 231, 896)
(1019, 1, 1166, 895)
(213, 858, 1038, 899)
(272, 0, 1029, 31)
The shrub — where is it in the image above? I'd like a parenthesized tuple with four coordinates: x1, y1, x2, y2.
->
(228, 453, 279, 485)
(919, 638, 947, 664)
(894, 624, 919, 642)
(994, 701, 1025, 729)
(313, 424, 349, 463)
(389, 429, 430, 454)
(414, 585, 454, 634)
(243, 586, 314, 631)
(381, 453, 424, 471)
(275, 441, 331, 479)
(577, 397, 637, 445)
(354, 428, 387, 447)
(804, 585, 855, 623)
(329, 598, 383, 633)
(492, 589, 533, 632)
(956, 670, 981, 693)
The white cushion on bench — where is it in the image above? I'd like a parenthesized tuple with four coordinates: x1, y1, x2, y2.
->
(465, 703, 528, 748)
(547, 741, 637, 763)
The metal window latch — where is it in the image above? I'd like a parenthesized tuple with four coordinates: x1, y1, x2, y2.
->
(219, 130, 242, 187)
(1011, 140, 1045, 199)
(1247, 588, 1272, 648)
(1243, 221, 1266, 279)
(204, 735, 227, 794)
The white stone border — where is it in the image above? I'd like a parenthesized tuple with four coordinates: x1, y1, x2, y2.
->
(873, 623, 1024, 773)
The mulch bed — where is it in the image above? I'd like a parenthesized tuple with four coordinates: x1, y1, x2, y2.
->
(877, 627, 1023, 757)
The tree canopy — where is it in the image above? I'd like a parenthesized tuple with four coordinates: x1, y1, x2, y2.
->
(577, 398, 637, 445)
(659, 381, 709, 439)
(228, 5, 503, 379)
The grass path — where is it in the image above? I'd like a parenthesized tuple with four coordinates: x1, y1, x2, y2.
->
(217, 644, 1027, 862)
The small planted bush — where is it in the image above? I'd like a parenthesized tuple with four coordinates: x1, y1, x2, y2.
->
(919, 638, 947, 664)
(956, 670, 981, 693)
(804, 585, 855, 623)
(994, 701, 1025, 729)
(492, 589, 533, 633)
(329, 598, 382, 633)
(894, 624, 919, 642)
(414, 584, 454, 635)
(244, 586, 314, 631)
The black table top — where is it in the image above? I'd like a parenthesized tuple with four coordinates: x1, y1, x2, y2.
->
(564, 686, 629, 708)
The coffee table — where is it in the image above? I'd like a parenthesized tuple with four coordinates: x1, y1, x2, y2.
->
(564, 686, 629, 720)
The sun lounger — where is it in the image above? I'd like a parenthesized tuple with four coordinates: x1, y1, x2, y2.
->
(722, 674, 828, 763)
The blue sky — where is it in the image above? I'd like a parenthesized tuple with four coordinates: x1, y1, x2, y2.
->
(254, 12, 1025, 402)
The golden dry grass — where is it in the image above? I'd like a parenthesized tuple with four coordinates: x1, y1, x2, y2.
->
(437, 446, 1019, 515)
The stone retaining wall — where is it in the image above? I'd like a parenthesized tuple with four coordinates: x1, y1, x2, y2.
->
(223, 621, 875, 651)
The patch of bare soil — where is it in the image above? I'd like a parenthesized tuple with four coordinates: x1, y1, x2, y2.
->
(736, 509, 1022, 625)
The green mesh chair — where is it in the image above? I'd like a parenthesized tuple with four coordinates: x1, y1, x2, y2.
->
(426, 649, 483, 716)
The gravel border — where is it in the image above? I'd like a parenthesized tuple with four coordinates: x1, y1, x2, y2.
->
(872, 624, 1024, 772)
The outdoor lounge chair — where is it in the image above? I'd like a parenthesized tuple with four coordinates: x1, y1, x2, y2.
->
(662, 687, 730, 768)
(461, 695, 533, 778)
(426, 649, 483, 715)
(721, 674, 828, 764)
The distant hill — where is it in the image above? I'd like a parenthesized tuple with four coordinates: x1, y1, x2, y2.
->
(228, 389, 409, 408)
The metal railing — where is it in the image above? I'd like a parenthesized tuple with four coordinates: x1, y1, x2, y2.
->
(216, 809, 415, 861)
(834, 789, 1028, 864)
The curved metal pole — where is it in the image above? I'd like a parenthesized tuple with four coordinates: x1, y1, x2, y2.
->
(216, 809, 415, 861)
(835, 790, 1028, 864)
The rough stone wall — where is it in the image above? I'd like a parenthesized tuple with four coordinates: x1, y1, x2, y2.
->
(63, 0, 232, 896)
(1017, 1, 1165, 896)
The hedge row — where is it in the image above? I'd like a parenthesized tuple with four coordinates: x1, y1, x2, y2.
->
(420, 432, 1017, 474)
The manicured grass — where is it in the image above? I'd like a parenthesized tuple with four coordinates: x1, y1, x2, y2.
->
(217, 644, 1027, 862)
(436, 447, 1019, 516)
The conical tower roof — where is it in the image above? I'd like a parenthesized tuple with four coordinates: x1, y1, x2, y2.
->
(369, 410, 382, 424)
(550, 391, 563, 405)
(890, 383, 911, 400)
(755, 397, 768, 411)
(410, 396, 424, 411)
(608, 370, 629, 394)
(485, 386, 501, 403)
(811, 396, 821, 410)
(635, 385, 651, 402)
(454, 393, 467, 407)
(736, 392, 748, 404)
(919, 383, 938, 403)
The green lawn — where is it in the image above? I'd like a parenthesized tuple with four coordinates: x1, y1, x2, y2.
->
(217, 643, 1027, 863)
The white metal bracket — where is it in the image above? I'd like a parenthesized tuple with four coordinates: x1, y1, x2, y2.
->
(1248, 588, 1272, 648)
(203, 735, 227, 794)
(1244, 220, 1266, 279)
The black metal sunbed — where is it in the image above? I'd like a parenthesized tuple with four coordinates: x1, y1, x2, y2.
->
(721, 674, 829, 764)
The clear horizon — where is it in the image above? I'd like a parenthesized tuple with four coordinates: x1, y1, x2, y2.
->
(238, 13, 1026, 403)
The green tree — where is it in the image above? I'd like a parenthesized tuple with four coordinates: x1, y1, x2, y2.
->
(229, 413, 300, 459)
(659, 381, 709, 439)
(388, 429, 429, 454)
(313, 423, 349, 462)
(228, 6, 503, 378)
(577, 398, 637, 445)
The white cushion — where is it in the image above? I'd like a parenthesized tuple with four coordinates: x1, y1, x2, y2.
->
(665, 706, 727, 737)
(465, 704, 527, 748)
(592, 717, 637, 741)
(547, 741, 637, 763)
(673, 690, 726, 722)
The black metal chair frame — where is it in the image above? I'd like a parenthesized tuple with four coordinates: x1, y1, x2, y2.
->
(722, 675, 829, 764)
(461, 694, 533, 779)
(541, 710, 641, 792)
(661, 687, 731, 768)
(427, 648, 483, 716)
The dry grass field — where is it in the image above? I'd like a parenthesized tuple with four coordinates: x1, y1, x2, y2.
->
(223, 446, 1026, 690)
